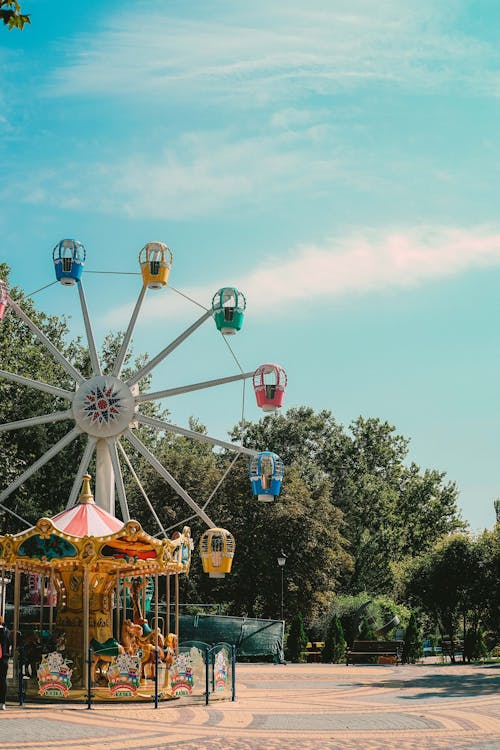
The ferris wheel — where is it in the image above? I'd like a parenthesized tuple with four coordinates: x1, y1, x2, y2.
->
(0, 241, 287, 537)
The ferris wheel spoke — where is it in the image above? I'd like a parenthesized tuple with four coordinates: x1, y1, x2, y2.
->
(0, 501, 31, 528)
(7, 297, 84, 384)
(0, 409, 73, 433)
(112, 286, 147, 377)
(0, 426, 82, 504)
(135, 371, 254, 403)
(107, 438, 130, 522)
(0, 369, 75, 401)
(124, 429, 215, 528)
(118, 441, 167, 537)
(66, 436, 97, 508)
(77, 281, 102, 376)
(136, 413, 258, 457)
(126, 309, 213, 387)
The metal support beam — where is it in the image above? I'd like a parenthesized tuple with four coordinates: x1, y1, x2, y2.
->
(135, 371, 254, 403)
(0, 370, 74, 401)
(66, 436, 97, 508)
(0, 410, 73, 432)
(124, 429, 215, 528)
(7, 297, 84, 383)
(118, 442, 167, 537)
(136, 413, 258, 457)
(107, 438, 130, 522)
(112, 285, 147, 377)
(77, 281, 102, 376)
(127, 309, 212, 387)
(0, 426, 81, 503)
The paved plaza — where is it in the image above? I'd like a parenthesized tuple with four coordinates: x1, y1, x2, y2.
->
(0, 661, 499, 750)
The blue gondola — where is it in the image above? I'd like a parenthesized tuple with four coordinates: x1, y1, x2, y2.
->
(53, 239, 86, 285)
(249, 451, 284, 502)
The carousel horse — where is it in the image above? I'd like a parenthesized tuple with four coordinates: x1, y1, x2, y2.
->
(121, 619, 166, 681)
(90, 637, 125, 685)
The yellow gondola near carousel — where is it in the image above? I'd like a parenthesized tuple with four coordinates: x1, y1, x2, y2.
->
(199, 528, 235, 578)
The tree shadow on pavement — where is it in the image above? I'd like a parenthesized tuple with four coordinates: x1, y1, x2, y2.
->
(351, 665, 500, 700)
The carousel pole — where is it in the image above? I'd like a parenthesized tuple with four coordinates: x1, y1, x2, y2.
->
(39, 574, 44, 634)
(154, 574, 159, 649)
(115, 572, 120, 640)
(0, 563, 4, 617)
(13, 566, 20, 674)
(83, 567, 90, 691)
(166, 575, 170, 636)
(49, 569, 55, 634)
(175, 573, 179, 649)
(122, 578, 127, 625)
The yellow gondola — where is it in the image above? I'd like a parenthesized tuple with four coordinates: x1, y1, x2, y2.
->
(138, 242, 173, 288)
(199, 528, 235, 578)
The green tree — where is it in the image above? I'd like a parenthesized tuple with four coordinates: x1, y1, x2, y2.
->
(235, 408, 463, 596)
(286, 612, 308, 662)
(403, 533, 491, 663)
(322, 613, 345, 663)
(1, 1, 30, 29)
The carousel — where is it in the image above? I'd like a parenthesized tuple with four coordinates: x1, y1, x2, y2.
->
(0, 474, 188, 700)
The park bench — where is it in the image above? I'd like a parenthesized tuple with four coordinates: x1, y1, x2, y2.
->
(305, 641, 324, 663)
(346, 640, 404, 665)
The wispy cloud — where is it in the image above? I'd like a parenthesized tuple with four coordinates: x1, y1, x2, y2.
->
(46, 0, 496, 103)
(105, 225, 500, 324)
(13, 123, 340, 218)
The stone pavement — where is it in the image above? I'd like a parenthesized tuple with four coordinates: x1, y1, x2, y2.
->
(1, 661, 500, 750)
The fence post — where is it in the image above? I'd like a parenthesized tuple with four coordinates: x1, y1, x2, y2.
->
(231, 644, 236, 702)
(154, 647, 159, 709)
(18, 645, 25, 707)
(205, 648, 210, 706)
(86, 647, 93, 710)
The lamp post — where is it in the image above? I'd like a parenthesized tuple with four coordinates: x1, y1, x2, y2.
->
(277, 551, 286, 621)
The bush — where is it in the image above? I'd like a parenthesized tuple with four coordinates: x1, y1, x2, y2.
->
(286, 612, 308, 663)
(402, 612, 422, 663)
(322, 614, 346, 663)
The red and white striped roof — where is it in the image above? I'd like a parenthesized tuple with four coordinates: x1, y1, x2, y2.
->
(51, 503, 123, 537)
(51, 474, 123, 538)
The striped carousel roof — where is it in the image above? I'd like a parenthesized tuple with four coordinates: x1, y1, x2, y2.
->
(51, 474, 123, 538)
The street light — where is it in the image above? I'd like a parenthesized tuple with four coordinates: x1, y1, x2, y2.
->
(277, 551, 286, 621)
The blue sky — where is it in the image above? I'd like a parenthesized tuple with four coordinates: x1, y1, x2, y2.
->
(1, 0, 500, 529)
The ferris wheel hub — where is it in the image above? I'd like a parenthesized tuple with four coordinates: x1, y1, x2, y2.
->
(72, 375, 136, 438)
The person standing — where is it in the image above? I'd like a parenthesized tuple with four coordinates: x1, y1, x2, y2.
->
(0, 615, 12, 709)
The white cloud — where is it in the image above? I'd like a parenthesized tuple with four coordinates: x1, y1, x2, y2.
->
(105, 225, 500, 325)
(46, 0, 496, 103)
(13, 124, 340, 219)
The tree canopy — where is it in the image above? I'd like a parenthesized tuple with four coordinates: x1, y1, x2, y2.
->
(1, 1, 30, 29)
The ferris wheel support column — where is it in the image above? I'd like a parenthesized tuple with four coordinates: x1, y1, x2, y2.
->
(95, 438, 115, 514)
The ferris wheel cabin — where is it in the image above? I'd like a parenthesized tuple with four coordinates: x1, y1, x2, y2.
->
(199, 527, 235, 578)
(249, 451, 284, 502)
(52, 239, 86, 285)
(212, 287, 246, 335)
(253, 363, 287, 412)
(139, 242, 173, 289)
(0, 279, 8, 320)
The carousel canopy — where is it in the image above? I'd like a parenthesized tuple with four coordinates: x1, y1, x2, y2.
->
(51, 477, 123, 537)
(0, 474, 192, 577)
